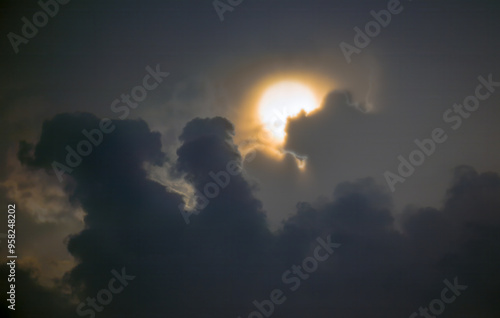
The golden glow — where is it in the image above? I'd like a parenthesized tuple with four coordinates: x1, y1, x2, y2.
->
(258, 81, 319, 144)
(233, 69, 336, 170)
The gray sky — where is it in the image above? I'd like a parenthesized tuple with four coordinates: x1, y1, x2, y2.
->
(1, 0, 500, 317)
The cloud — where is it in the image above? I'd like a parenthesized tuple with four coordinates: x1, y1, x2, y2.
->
(7, 113, 500, 317)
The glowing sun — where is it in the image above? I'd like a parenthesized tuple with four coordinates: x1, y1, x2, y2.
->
(258, 81, 320, 144)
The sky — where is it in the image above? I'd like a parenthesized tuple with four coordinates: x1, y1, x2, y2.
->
(1, 0, 500, 317)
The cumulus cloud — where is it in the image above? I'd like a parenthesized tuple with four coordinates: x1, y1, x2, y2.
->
(3, 113, 499, 318)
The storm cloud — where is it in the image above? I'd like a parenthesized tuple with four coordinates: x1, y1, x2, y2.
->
(0, 112, 497, 317)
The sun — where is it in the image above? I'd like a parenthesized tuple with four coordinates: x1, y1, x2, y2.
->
(232, 71, 334, 170)
(258, 81, 320, 144)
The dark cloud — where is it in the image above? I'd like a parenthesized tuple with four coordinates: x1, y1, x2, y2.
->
(5, 113, 499, 317)
(14, 113, 275, 317)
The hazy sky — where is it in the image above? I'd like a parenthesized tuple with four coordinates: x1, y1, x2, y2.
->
(1, 0, 500, 317)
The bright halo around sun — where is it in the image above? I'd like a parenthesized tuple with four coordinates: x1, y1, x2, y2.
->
(258, 81, 320, 144)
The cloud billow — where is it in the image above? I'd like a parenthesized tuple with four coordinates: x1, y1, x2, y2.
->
(7, 112, 500, 318)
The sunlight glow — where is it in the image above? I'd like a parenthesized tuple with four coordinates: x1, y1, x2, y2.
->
(233, 70, 335, 172)
(258, 81, 320, 144)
